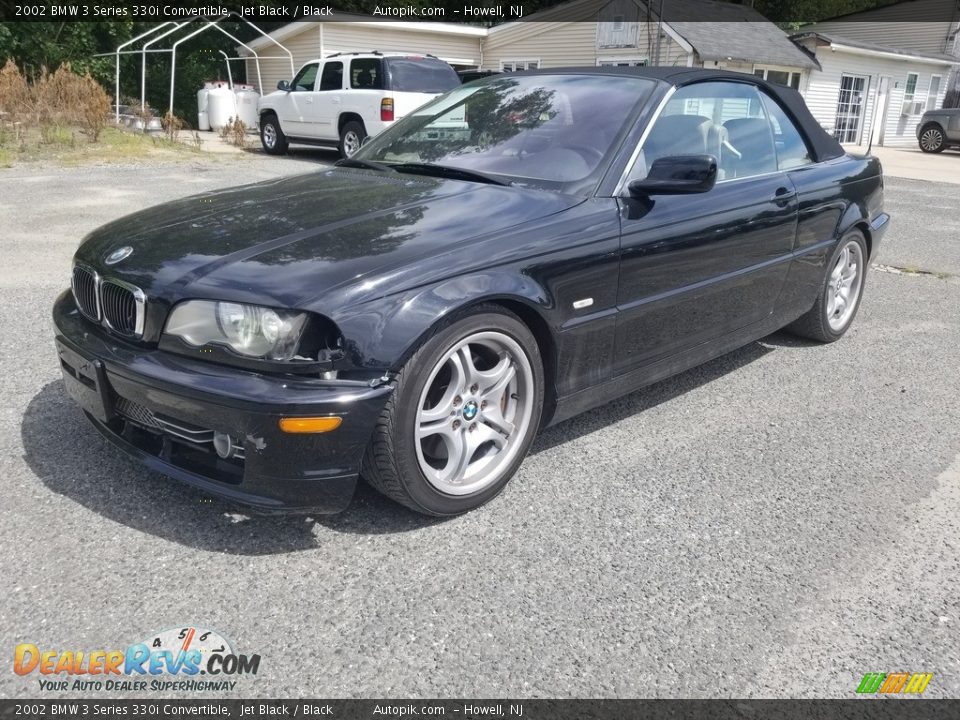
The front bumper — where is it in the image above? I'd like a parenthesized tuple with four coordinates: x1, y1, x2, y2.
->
(52, 291, 392, 513)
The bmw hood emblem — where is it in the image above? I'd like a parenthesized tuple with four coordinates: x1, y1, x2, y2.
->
(104, 246, 133, 265)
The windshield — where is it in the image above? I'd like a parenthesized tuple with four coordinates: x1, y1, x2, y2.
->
(385, 57, 460, 93)
(356, 74, 656, 191)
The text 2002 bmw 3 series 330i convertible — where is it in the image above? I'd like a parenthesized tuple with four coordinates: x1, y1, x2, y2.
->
(53, 68, 890, 516)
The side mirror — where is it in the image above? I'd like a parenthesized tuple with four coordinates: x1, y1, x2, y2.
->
(361, 136, 372, 147)
(277, 80, 290, 92)
(628, 154, 718, 196)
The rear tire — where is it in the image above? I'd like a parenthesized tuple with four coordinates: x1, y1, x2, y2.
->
(339, 121, 366, 159)
(362, 305, 544, 516)
(919, 123, 946, 153)
(260, 114, 288, 155)
(788, 230, 869, 343)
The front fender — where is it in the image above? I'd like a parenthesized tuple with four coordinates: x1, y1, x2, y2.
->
(331, 271, 553, 374)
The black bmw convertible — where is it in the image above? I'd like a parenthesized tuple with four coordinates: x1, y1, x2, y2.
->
(53, 67, 889, 516)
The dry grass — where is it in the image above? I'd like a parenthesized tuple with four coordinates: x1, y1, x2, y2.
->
(1, 125, 200, 167)
(0, 60, 199, 168)
(218, 116, 250, 149)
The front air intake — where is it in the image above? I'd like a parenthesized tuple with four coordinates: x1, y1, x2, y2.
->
(100, 280, 141, 336)
(71, 265, 100, 321)
(71, 263, 146, 338)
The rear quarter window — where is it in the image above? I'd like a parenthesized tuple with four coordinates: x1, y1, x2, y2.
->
(385, 58, 460, 93)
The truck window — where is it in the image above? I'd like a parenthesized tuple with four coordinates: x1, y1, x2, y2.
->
(319, 62, 343, 92)
(350, 58, 383, 90)
(385, 58, 459, 94)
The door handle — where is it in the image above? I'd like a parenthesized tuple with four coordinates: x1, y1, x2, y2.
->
(305, 97, 313, 104)
(772, 186, 796, 206)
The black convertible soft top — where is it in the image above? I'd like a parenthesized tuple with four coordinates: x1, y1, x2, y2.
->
(524, 66, 846, 163)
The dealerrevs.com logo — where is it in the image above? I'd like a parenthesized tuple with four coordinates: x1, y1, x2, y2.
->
(14, 626, 260, 693)
(856, 672, 933, 695)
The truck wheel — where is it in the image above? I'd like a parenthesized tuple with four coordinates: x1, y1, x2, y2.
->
(339, 121, 366, 159)
(260, 114, 288, 155)
(918, 124, 946, 153)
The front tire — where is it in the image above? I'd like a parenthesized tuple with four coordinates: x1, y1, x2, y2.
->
(362, 306, 544, 516)
(788, 230, 869, 343)
(338, 120, 366, 159)
(919, 124, 946, 153)
(260, 114, 288, 155)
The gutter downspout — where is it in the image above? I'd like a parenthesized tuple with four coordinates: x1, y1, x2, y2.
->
(654, 0, 665, 66)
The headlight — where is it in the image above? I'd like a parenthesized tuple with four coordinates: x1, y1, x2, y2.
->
(164, 300, 308, 360)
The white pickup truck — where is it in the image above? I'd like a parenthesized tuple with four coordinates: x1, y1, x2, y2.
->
(257, 52, 461, 158)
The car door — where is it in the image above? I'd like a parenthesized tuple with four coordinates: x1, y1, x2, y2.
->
(613, 80, 798, 375)
(310, 60, 345, 140)
(284, 62, 321, 138)
(344, 57, 385, 130)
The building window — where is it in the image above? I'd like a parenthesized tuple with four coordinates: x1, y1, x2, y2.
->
(753, 66, 802, 90)
(598, 58, 648, 67)
(901, 72, 921, 115)
(612, 14, 624, 31)
(904, 73, 919, 102)
(500, 59, 540, 72)
(927, 75, 942, 111)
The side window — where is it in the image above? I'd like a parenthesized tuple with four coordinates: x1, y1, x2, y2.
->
(319, 61, 343, 92)
(760, 92, 814, 170)
(628, 81, 778, 184)
(291, 64, 319, 92)
(350, 58, 383, 90)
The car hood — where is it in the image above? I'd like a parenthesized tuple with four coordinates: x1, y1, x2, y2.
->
(75, 168, 584, 309)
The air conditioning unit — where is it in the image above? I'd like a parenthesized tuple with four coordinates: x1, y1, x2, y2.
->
(900, 99, 925, 116)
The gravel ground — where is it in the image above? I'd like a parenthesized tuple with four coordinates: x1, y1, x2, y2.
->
(1, 153, 958, 700)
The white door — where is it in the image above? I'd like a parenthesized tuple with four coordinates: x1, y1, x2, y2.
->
(312, 60, 344, 141)
(835, 74, 870, 144)
(871, 76, 890, 147)
(285, 63, 321, 138)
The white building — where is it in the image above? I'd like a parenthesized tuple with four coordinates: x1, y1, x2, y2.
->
(791, 32, 958, 147)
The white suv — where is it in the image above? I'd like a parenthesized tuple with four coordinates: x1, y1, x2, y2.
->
(257, 52, 460, 158)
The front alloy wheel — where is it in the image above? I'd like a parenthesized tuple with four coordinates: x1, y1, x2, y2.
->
(260, 116, 288, 155)
(415, 331, 535, 496)
(363, 306, 544, 516)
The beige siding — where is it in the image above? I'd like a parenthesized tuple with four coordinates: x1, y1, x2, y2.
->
(321, 25, 481, 64)
(483, 22, 599, 70)
(597, 23, 688, 66)
(244, 23, 481, 94)
(802, 47, 953, 147)
(245, 26, 320, 94)
(484, 21, 689, 70)
(807, 20, 958, 56)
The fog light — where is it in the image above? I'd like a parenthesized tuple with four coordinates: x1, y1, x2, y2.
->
(279, 416, 342, 434)
(212, 431, 233, 459)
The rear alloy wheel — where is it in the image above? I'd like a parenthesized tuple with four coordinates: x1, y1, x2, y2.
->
(260, 115, 288, 155)
(339, 121, 366, 159)
(362, 307, 544, 516)
(788, 230, 868, 343)
(919, 124, 946, 153)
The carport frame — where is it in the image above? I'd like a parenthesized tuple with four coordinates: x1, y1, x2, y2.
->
(106, 15, 295, 125)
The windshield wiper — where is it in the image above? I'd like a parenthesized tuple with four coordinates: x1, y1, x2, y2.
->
(388, 162, 511, 186)
(335, 157, 393, 173)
